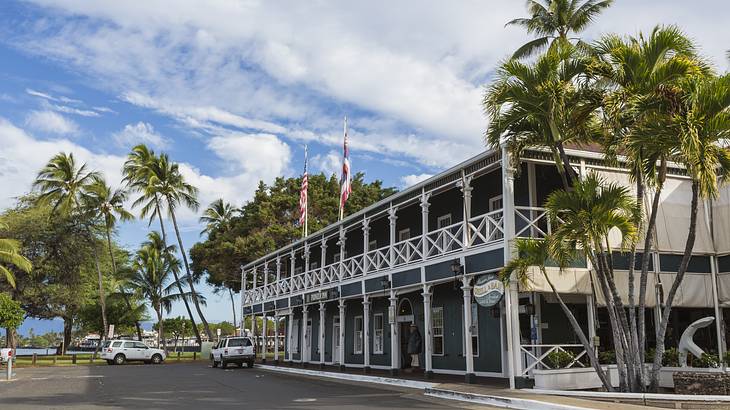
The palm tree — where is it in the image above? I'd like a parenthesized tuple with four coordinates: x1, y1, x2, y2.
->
(123, 146, 212, 343)
(84, 177, 141, 340)
(130, 237, 183, 349)
(502, 238, 612, 390)
(484, 43, 600, 189)
(0, 222, 32, 287)
(646, 73, 730, 390)
(590, 26, 702, 382)
(507, 0, 614, 59)
(199, 199, 234, 236)
(33, 153, 111, 347)
(545, 173, 640, 391)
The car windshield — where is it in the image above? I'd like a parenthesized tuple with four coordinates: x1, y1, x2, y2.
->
(226, 338, 250, 347)
(102, 341, 111, 348)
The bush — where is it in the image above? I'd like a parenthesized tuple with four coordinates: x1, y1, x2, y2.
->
(546, 349, 576, 369)
(599, 350, 616, 364)
(647, 347, 680, 367)
(693, 353, 720, 368)
(724, 351, 730, 366)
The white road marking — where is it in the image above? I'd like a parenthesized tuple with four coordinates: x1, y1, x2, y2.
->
(293, 398, 317, 402)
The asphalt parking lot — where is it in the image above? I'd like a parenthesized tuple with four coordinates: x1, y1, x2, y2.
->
(0, 362, 496, 409)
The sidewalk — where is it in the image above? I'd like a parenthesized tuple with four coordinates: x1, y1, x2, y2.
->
(256, 361, 660, 410)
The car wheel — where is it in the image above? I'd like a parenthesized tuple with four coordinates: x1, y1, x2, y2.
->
(247, 360, 255, 368)
(211, 355, 218, 368)
(106, 360, 114, 365)
(238, 362, 244, 368)
(151, 354, 163, 364)
(220, 360, 227, 369)
(114, 354, 126, 365)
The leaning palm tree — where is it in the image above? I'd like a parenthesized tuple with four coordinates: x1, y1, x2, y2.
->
(502, 238, 612, 391)
(484, 43, 600, 189)
(0, 222, 32, 287)
(507, 0, 614, 59)
(84, 177, 141, 340)
(646, 72, 730, 391)
(199, 199, 235, 236)
(590, 26, 702, 382)
(33, 153, 111, 345)
(122, 146, 212, 343)
(546, 173, 640, 391)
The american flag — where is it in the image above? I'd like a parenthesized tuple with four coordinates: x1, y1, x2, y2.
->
(299, 145, 308, 236)
(339, 117, 352, 220)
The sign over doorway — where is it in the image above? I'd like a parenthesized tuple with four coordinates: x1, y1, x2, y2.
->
(474, 274, 504, 307)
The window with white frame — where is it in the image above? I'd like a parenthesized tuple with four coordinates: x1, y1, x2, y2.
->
(398, 228, 411, 242)
(489, 195, 503, 211)
(464, 303, 479, 357)
(291, 319, 300, 354)
(294, 266, 303, 275)
(309, 261, 319, 270)
(354, 316, 364, 354)
(368, 239, 377, 250)
(333, 251, 348, 262)
(373, 313, 384, 354)
(437, 214, 452, 229)
(431, 307, 444, 356)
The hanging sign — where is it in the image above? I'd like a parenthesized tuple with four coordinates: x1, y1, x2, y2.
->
(473, 274, 504, 307)
(304, 288, 339, 304)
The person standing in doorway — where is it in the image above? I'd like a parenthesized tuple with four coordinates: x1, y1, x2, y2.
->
(406, 324, 422, 373)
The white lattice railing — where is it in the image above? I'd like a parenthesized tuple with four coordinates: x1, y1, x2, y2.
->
(365, 245, 390, 272)
(392, 236, 423, 266)
(520, 344, 587, 376)
(468, 210, 504, 246)
(425, 221, 464, 257)
(515, 206, 561, 238)
(342, 254, 364, 278)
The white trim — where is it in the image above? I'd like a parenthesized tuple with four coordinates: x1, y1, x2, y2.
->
(354, 315, 364, 354)
(488, 195, 503, 212)
(373, 313, 384, 354)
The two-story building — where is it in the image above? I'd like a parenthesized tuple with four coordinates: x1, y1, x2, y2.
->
(241, 145, 730, 387)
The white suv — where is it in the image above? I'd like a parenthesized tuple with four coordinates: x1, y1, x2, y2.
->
(211, 336, 255, 369)
(100, 340, 166, 365)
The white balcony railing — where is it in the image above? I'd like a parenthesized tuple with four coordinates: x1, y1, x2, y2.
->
(246, 207, 559, 304)
(520, 344, 588, 376)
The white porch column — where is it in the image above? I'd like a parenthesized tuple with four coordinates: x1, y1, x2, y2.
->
(462, 276, 476, 383)
(273, 313, 280, 364)
(420, 192, 430, 259)
(290, 249, 296, 278)
(422, 285, 433, 378)
(261, 312, 268, 363)
(389, 290, 399, 375)
(460, 173, 473, 247)
(338, 226, 346, 280)
(303, 243, 311, 288)
(302, 307, 309, 364)
(286, 311, 294, 362)
(338, 299, 346, 370)
(501, 144, 521, 389)
(320, 236, 328, 269)
(275, 257, 282, 296)
(388, 206, 397, 267)
(363, 295, 371, 372)
(362, 218, 371, 273)
(319, 302, 326, 368)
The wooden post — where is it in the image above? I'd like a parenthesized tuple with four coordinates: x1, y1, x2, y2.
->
(72, 354, 77, 364)
(177, 351, 181, 361)
(32, 353, 37, 365)
(193, 351, 197, 361)
(53, 355, 57, 365)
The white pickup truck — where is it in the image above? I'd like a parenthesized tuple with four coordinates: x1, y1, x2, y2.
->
(210, 336, 255, 369)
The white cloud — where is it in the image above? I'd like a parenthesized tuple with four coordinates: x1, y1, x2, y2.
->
(206, 132, 291, 178)
(112, 121, 169, 149)
(311, 150, 342, 178)
(400, 173, 433, 188)
(24, 110, 79, 136)
(50, 103, 99, 117)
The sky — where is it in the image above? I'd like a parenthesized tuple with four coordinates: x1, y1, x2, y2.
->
(1, 0, 728, 333)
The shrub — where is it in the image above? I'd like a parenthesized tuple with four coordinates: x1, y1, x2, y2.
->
(546, 349, 575, 369)
(693, 353, 720, 368)
(599, 350, 616, 364)
(724, 351, 730, 366)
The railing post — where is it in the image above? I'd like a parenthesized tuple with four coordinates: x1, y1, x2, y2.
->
(420, 192, 430, 260)
(388, 206, 397, 267)
(362, 217, 371, 273)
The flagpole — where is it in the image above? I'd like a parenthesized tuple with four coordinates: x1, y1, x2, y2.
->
(304, 145, 308, 238)
(339, 116, 347, 221)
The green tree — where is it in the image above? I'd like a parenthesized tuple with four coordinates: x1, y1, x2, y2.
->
(200, 199, 235, 237)
(0, 222, 32, 288)
(507, 0, 613, 59)
(153, 316, 193, 349)
(123, 145, 210, 344)
(0, 293, 24, 348)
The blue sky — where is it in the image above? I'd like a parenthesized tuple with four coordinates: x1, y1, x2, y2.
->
(2, 0, 728, 332)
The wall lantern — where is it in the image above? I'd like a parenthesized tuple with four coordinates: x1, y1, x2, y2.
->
(450, 259, 463, 290)
(380, 277, 391, 290)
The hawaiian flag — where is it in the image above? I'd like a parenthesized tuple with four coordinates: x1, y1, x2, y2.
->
(299, 145, 308, 235)
(339, 117, 352, 220)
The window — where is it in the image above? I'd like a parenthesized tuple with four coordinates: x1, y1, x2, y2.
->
(309, 261, 319, 270)
(437, 214, 452, 229)
(470, 303, 480, 357)
(368, 240, 377, 251)
(431, 307, 444, 356)
(489, 195, 503, 211)
(373, 314, 384, 354)
(112, 341, 123, 348)
(398, 228, 411, 242)
(354, 316, 363, 354)
(291, 319, 300, 354)
(294, 266, 303, 275)
(133, 342, 148, 349)
(123, 342, 135, 348)
(227, 338, 250, 347)
(306, 319, 312, 349)
(334, 251, 348, 262)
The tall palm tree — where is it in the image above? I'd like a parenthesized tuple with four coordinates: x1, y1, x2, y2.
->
(502, 238, 612, 391)
(130, 238, 184, 349)
(123, 145, 212, 343)
(84, 177, 141, 340)
(645, 73, 730, 390)
(590, 26, 702, 381)
(33, 153, 111, 345)
(507, 0, 614, 59)
(546, 173, 640, 391)
(199, 199, 234, 236)
(484, 43, 600, 188)
(0, 222, 32, 287)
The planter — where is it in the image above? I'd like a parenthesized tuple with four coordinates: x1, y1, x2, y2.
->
(673, 371, 728, 395)
(660, 367, 725, 389)
(534, 366, 610, 390)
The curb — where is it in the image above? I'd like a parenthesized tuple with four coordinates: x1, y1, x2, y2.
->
(256, 365, 437, 390)
(425, 388, 589, 410)
(522, 388, 730, 403)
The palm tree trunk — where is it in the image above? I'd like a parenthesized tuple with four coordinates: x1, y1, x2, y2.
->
(154, 196, 202, 346)
(93, 247, 108, 349)
(229, 287, 237, 328)
(169, 209, 213, 340)
(556, 141, 579, 186)
(105, 227, 143, 341)
(542, 268, 613, 391)
(650, 180, 699, 391)
(156, 309, 166, 351)
(58, 317, 72, 355)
